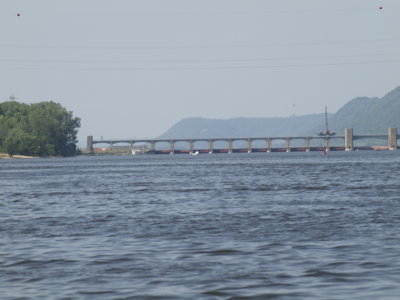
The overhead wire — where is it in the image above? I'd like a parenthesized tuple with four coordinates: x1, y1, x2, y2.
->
(1, 58, 400, 72)
(1, 38, 400, 51)
(1, 52, 400, 65)
(2, 5, 399, 72)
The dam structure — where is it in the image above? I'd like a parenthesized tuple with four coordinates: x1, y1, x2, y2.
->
(87, 128, 398, 154)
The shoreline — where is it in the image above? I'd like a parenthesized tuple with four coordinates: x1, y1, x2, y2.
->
(0, 153, 39, 159)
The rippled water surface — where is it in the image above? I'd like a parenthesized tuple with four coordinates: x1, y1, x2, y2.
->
(1, 152, 400, 299)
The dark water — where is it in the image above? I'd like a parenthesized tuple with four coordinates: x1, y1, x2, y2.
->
(1, 152, 400, 299)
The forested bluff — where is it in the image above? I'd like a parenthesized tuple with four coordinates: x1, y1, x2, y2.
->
(0, 101, 80, 157)
(159, 85, 400, 139)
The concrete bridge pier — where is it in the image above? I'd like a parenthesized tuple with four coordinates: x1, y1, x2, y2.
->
(345, 128, 353, 151)
(87, 135, 94, 153)
(189, 140, 194, 154)
(305, 137, 311, 152)
(150, 141, 156, 152)
(208, 140, 213, 154)
(228, 139, 233, 153)
(324, 138, 330, 151)
(169, 140, 175, 154)
(130, 141, 135, 154)
(388, 127, 397, 150)
(247, 138, 253, 153)
(266, 138, 272, 152)
(286, 138, 291, 152)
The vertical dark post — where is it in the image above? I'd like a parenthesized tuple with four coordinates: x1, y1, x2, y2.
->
(87, 135, 94, 153)
(325, 106, 328, 132)
(388, 128, 397, 150)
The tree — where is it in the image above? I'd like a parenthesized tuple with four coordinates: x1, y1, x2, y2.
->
(0, 101, 81, 157)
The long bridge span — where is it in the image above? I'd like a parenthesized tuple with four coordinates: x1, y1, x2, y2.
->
(87, 128, 398, 154)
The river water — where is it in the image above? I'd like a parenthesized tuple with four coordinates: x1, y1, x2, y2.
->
(1, 152, 400, 299)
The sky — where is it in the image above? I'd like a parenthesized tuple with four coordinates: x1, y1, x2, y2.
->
(1, 0, 400, 142)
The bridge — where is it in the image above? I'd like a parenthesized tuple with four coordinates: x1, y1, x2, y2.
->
(87, 128, 398, 154)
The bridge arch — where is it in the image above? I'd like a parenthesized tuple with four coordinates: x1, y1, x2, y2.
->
(353, 135, 388, 148)
(153, 140, 171, 151)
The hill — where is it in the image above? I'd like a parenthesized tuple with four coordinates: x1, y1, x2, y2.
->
(159, 114, 327, 139)
(328, 86, 400, 134)
(159, 85, 400, 139)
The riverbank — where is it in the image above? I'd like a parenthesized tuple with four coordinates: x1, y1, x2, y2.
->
(0, 153, 38, 159)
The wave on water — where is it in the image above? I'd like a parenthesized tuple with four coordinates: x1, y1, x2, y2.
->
(1, 153, 400, 299)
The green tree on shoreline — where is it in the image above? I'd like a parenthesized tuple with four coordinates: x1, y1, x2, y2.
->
(0, 101, 81, 157)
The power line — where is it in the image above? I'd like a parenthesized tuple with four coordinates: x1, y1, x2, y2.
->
(1, 58, 400, 72)
(1, 38, 400, 51)
(1, 52, 400, 65)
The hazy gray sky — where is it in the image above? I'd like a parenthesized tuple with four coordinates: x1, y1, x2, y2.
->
(1, 0, 400, 141)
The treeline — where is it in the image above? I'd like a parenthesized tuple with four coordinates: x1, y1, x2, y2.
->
(0, 101, 81, 157)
